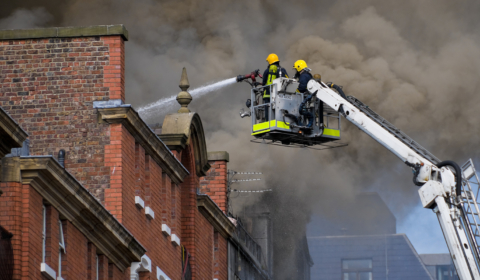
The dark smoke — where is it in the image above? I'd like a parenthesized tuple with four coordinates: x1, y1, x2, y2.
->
(2, 1, 480, 278)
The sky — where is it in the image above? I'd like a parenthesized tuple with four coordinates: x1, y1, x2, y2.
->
(2, 0, 480, 277)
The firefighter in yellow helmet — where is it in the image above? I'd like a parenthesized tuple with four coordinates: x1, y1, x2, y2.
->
(262, 54, 289, 121)
(293, 60, 315, 128)
(293, 60, 312, 93)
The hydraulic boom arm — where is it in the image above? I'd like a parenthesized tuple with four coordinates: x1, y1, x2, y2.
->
(307, 80, 480, 279)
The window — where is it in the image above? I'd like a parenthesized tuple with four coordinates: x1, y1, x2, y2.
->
(437, 265, 458, 280)
(58, 220, 66, 279)
(42, 205, 47, 263)
(342, 259, 372, 280)
(96, 255, 99, 280)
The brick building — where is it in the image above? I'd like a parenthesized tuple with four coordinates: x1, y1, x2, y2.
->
(0, 25, 240, 280)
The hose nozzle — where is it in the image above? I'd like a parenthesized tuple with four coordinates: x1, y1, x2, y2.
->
(236, 69, 263, 83)
(236, 75, 247, 82)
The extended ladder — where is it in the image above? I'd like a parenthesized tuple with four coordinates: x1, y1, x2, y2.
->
(346, 96, 440, 164)
(345, 94, 480, 274)
(461, 159, 480, 259)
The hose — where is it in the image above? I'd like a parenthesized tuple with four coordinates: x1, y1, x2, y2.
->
(407, 162, 425, 187)
(437, 160, 462, 197)
(327, 83, 347, 115)
(329, 83, 348, 99)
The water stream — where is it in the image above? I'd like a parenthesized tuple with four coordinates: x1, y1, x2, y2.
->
(138, 77, 237, 119)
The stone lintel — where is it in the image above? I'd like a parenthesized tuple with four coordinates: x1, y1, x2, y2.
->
(0, 107, 28, 158)
(0, 24, 129, 41)
(2, 156, 146, 272)
(207, 151, 230, 162)
(96, 106, 189, 184)
(196, 194, 235, 239)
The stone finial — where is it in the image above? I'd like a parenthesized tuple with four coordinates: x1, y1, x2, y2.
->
(176, 67, 192, 113)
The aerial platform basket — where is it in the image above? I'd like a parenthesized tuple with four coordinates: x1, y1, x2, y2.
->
(244, 77, 347, 150)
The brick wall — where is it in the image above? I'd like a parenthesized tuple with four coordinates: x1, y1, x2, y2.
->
(195, 211, 214, 280)
(0, 182, 23, 279)
(62, 220, 90, 279)
(104, 121, 186, 279)
(108, 263, 124, 280)
(21, 183, 44, 280)
(0, 182, 131, 280)
(214, 231, 228, 280)
(0, 35, 125, 202)
(200, 159, 228, 213)
(180, 141, 216, 280)
(98, 255, 109, 280)
(87, 243, 96, 280)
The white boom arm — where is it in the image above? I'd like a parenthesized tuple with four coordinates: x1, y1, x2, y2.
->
(307, 80, 480, 279)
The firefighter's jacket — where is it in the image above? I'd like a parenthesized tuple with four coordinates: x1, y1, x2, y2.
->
(296, 71, 313, 94)
(262, 63, 289, 98)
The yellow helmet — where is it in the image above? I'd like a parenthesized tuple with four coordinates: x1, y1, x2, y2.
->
(266, 53, 279, 64)
(293, 60, 308, 72)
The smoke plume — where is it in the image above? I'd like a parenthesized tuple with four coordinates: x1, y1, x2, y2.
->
(2, 1, 480, 278)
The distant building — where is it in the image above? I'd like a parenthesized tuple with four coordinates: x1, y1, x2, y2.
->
(295, 235, 314, 280)
(238, 204, 313, 280)
(308, 192, 434, 280)
(420, 254, 458, 280)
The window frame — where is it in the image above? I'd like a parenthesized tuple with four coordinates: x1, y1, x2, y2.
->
(42, 205, 47, 263)
(341, 258, 373, 280)
(96, 255, 99, 280)
(58, 220, 66, 279)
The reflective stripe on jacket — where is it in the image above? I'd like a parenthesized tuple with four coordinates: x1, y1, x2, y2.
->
(262, 63, 289, 98)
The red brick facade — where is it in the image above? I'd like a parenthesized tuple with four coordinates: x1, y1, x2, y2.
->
(0, 34, 125, 202)
(0, 25, 231, 280)
(0, 181, 128, 280)
(214, 231, 228, 280)
(200, 159, 228, 213)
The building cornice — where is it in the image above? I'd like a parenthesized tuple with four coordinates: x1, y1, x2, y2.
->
(0, 24, 128, 41)
(207, 151, 229, 162)
(96, 106, 189, 184)
(0, 107, 28, 158)
(196, 194, 235, 239)
(2, 156, 146, 272)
